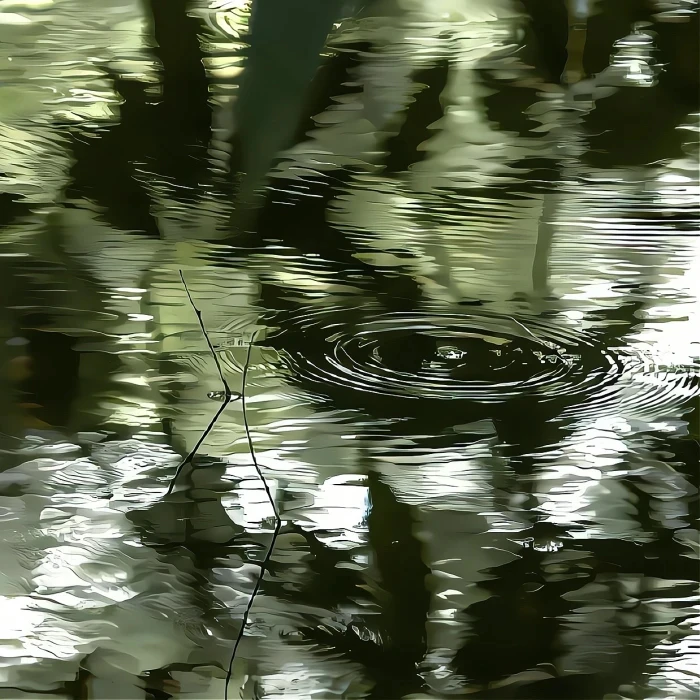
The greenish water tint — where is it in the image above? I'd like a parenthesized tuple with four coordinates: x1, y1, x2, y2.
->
(0, 0, 698, 697)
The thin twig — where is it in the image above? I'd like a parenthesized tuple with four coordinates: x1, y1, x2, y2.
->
(166, 270, 234, 496)
(172, 270, 281, 695)
(507, 315, 555, 349)
(224, 331, 281, 698)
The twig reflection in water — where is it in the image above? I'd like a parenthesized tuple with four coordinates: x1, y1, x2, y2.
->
(170, 271, 281, 699)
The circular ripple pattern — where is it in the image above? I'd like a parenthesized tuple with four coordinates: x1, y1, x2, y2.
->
(270, 309, 631, 407)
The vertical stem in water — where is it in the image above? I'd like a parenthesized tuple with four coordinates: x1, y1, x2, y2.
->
(533, 192, 559, 297)
(533, 1, 594, 298)
(562, 0, 590, 85)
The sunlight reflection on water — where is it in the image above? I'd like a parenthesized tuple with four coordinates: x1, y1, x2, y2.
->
(0, 0, 698, 697)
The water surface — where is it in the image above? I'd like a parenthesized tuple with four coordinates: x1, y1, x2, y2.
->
(0, 1, 698, 698)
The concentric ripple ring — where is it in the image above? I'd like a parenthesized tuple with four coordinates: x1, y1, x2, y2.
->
(269, 308, 629, 406)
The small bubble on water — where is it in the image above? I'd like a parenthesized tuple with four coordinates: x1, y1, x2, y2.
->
(207, 391, 242, 402)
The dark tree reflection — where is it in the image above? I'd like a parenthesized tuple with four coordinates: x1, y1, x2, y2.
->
(0, 0, 697, 696)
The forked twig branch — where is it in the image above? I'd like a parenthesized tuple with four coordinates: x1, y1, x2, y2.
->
(173, 269, 280, 698)
(166, 270, 234, 496)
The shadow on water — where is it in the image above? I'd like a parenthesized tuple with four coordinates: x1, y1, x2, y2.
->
(383, 60, 450, 176)
(299, 466, 430, 699)
(65, 0, 212, 238)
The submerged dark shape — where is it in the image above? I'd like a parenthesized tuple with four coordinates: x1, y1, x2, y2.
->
(17, 320, 80, 430)
(451, 510, 699, 699)
(149, 0, 211, 152)
(383, 60, 450, 175)
(0, 191, 26, 230)
(519, 0, 570, 84)
(453, 542, 573, 689)
(303, 467, 430, 698)
(66, 118, 161, 239)
(289, 41, 370, 148)
(364, 469, 430, 697)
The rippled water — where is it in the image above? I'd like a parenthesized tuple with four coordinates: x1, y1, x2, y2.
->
(1, 1, 699, 698)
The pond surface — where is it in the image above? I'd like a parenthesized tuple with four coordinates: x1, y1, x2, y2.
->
(0, 1, 699, 698)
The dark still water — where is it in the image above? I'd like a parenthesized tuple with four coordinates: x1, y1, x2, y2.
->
(0, 1, 699, 698)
